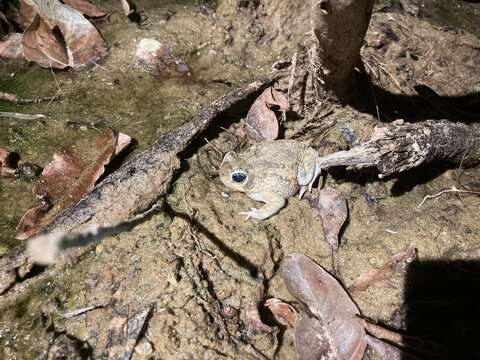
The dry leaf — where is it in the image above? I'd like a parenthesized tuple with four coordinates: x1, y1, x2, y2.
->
(244, 87, 287, 142)
(136, 38, 191, 79)
(22, 14, 69, 68)
(245, 302, 273, 335)
(264, 298, 298, 328)
(14, 0, 38, 28)
(0, 148, 17, 178)
(365, 335, 403, 360)
(281, 253, 366, 360)
(16, 129, 131, 239)
(0, 33, 24, 60)
(21, 0, 107, 70)
(349, 246, 416, 293)
(294, 312, 338, 360)
(62, 0, 107, 17)
(309, 188, 348, 251)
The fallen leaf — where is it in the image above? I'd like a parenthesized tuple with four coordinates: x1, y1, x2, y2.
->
(349, 246, 416, 293)
(365, 335, 403, 360)
(62, 0, 107, 17)
(22, 14, 69, 68)
(309, 188, 348, 251)
(0, 148, 17, 178)
(0, 33, 24, 60)
(21, 0, 107, 70)
(245, 302, 273, 335)
(281, 253, 366, 360)
(16, 129, 131, 239)
(245, 87, 287, 142)
(135, 38, 191, 79)
(294, 312, 338, 360)
(15, 0, 38, 28)
(264, 298, 298, 328)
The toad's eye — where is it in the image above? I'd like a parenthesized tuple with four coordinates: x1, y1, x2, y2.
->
(232, 172, 247, 183)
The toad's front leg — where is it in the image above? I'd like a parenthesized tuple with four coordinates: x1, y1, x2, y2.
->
(240, 191, 286, 220)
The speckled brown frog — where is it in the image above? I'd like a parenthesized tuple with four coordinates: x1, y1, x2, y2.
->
(219, 140, 321, 220)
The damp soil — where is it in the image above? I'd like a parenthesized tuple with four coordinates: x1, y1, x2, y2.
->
(1, 0, 480, 359)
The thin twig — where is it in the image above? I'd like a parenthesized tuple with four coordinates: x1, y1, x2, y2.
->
(204, 138, 224, 156)
(0, 112, 46, 120)
(417, 186, 480, 208)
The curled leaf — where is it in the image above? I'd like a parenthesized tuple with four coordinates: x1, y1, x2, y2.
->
(21, 0, 107, 70)
(245, 302, 273, 335)
(16, 129, 131, 239)
(281, 253, 366, 360)
(245, 87, 287, 142)
(0, 148, 17, 178)
(309, 187, 348, 251)
(264, 298, 298, 328)
(62, 0, 107, 17)
(349, 246, 416, 293)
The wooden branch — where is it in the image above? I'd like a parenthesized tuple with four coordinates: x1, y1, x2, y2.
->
(310, 0, 374, 104)
(317, 120, 479, 177)
(0, 77, 275, 302)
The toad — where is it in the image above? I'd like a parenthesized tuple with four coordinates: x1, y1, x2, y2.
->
(219, 140, 321, 220)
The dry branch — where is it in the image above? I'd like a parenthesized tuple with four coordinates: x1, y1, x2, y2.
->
(0, 77, 275, 302)
(317, 120, 480, 177)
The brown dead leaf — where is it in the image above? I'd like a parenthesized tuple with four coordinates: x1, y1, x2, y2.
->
(309, 188, 348, 251)
(0, 33, 24, 60)
(245, 87, 287, 142)
(15, 0, 38, 28)
(21, 0, 107, 70)
(245, 302, 273, 335)
(62, 0, 107, 17)
(264, 298, 298, 328)
(294, 312, 338, 360)
(281, 253, 366, 360)
(22, 14, 69, 68)
(349, 246, 416, 293)
(0, 148, 17, 178)
(16, 129, 131, 239)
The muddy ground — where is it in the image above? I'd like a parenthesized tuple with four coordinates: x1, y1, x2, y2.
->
(1, 0, 480, 359)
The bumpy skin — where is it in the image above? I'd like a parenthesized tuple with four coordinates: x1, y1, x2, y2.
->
(219, 140, 321, 220)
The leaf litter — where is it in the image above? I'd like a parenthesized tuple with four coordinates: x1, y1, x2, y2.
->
(349, 245, 417, 293)
(309, 188, 348, 272)
(245, 87, 288, 142)
(281, 252, 367, 360)
(16, 128, 131, 240)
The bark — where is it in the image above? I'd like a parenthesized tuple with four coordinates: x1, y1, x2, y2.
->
(0, 77, 275, 301)
(310, 0, 374, 104)
(317, 120, 480, 176)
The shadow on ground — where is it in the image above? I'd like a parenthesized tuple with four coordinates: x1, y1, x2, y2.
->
(403, 259, 480, 359)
